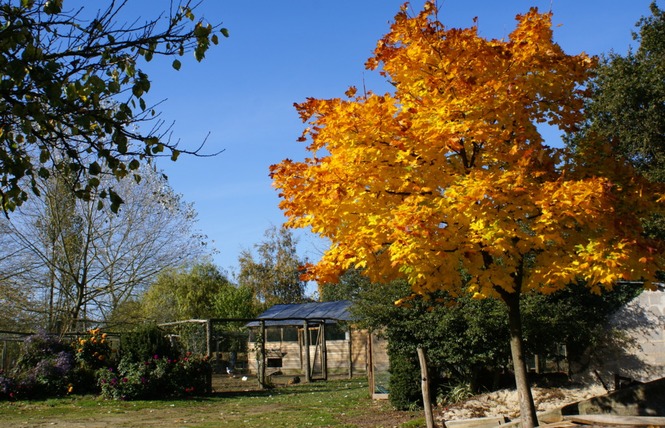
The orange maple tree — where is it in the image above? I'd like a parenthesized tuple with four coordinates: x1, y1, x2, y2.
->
(271, 3, 665, 425)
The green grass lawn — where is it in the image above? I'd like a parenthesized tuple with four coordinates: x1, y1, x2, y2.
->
(0, 378, 425, 428)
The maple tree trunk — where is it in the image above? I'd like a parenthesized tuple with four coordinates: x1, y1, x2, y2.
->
(504, 292, 539, 427)
(417, 347, 440, 428)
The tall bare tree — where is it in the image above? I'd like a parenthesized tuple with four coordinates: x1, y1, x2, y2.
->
(2, 165, 211, 332)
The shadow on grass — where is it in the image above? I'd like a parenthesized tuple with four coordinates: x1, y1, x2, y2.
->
(145, 377, 366, 403)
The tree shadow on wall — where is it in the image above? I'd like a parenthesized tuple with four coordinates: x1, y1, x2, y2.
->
(572, 293, 665, 387)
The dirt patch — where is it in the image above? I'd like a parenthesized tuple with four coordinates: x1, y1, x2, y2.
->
(339, 399, 422, 428)
(212, 373, 263, 392)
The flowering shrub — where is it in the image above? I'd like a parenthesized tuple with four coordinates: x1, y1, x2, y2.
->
(11, 331, 77, 398)
(75, 328, 112, 370)
(1, 328, 210, 401)
(0, 371, 15, 400)
(98, 353, 211, 400)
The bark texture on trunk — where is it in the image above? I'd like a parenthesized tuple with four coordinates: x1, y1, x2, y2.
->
(504, 291, 538, 427)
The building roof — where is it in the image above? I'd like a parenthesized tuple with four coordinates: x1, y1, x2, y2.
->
(246, 300, 353, 327)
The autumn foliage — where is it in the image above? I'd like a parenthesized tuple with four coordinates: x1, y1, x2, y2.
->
(271, 3, 664, 300)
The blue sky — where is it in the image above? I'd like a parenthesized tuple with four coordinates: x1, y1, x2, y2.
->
(126, 0, 657, 277)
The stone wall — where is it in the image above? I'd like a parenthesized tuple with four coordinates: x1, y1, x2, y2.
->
(561, 376, 665, 416)
(587, 288, 665, 383)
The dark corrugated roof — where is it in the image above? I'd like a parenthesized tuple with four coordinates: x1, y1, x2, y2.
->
(246, 300, 353, 327)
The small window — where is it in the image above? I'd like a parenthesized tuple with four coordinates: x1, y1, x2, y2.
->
(324, 324, 347, 341)
(266, 327, 281, 342)
(267, 358, 282, 368)
(282, 326, 299, 342)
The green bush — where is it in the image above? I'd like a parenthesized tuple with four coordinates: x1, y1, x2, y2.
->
(120, 324, 175, 363)
(388, 352, 422, 411)
(98, 352, 211, 400)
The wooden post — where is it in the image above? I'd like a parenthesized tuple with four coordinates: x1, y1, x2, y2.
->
(1, 340, 6, 372)
(215, 338, 220, 373)
(205, 320, 213, 393)
(367, 332, 374, 396)
(303, 320, 311, 382)
(347, 328, 353, 379)
(260, 320, 266, 388)
(206, 320, 213, 358)
(321, 323, 328, 381)
(417, 347, 439, 428)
